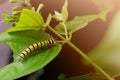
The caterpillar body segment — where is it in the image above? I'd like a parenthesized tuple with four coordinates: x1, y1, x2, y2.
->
(17, 38, 57, 61)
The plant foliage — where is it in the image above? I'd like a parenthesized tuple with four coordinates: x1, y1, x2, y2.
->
(0, 0, 110, 80)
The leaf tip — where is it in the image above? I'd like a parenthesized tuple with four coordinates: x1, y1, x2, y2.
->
(9, 0, 17, 3)
(98, 9, 111, 21)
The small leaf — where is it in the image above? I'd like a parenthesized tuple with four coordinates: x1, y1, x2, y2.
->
(54, 10, 108, 35)
(53, 11, 62, 21)
(53, 0, 68, 22)
(61, 0, 68, 22)
(36, 4, 44, 12)
(0, 30, 62, 79)
(44, 14, 52, 27)
(2, 13, 18, 24)
(9, 0, 17, 3)
(5, 9, 44, 33)
(98, 9, 110, 21)
(66, 73, 106, 80)
(12, 7, 23, 15)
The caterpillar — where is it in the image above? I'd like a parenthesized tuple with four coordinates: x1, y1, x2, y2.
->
(17, 38, 57, 62)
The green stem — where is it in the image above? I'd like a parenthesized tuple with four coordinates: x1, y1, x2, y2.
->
(60, 22, 69, 39)
(48, 26, 115, 80)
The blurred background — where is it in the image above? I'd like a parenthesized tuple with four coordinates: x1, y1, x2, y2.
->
(0, 0, 120, 80)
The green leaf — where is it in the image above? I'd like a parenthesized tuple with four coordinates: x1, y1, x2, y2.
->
(5, 9, 44, 33)
(9, 0, 17, 3)
(54, 10, 108, 35)
(12, 7, 23, 15)
(84, 11, 120, 76)
(0, 30, 62, 80)
(53, 0, 68, 22)
(44, 14, 52, 27)
(61, 0, 68, 22)
(36, 4, 44, 12)
(2, 13, 18, 24)
(53, 11, 62, 21)
(66, 73, 106, 80)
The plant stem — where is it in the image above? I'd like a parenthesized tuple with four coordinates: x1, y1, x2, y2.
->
(48, 25, 115, 80)
(66, 41, 114, 80)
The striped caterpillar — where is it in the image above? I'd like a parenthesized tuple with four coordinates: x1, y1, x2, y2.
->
(17, 38, 56, 61)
